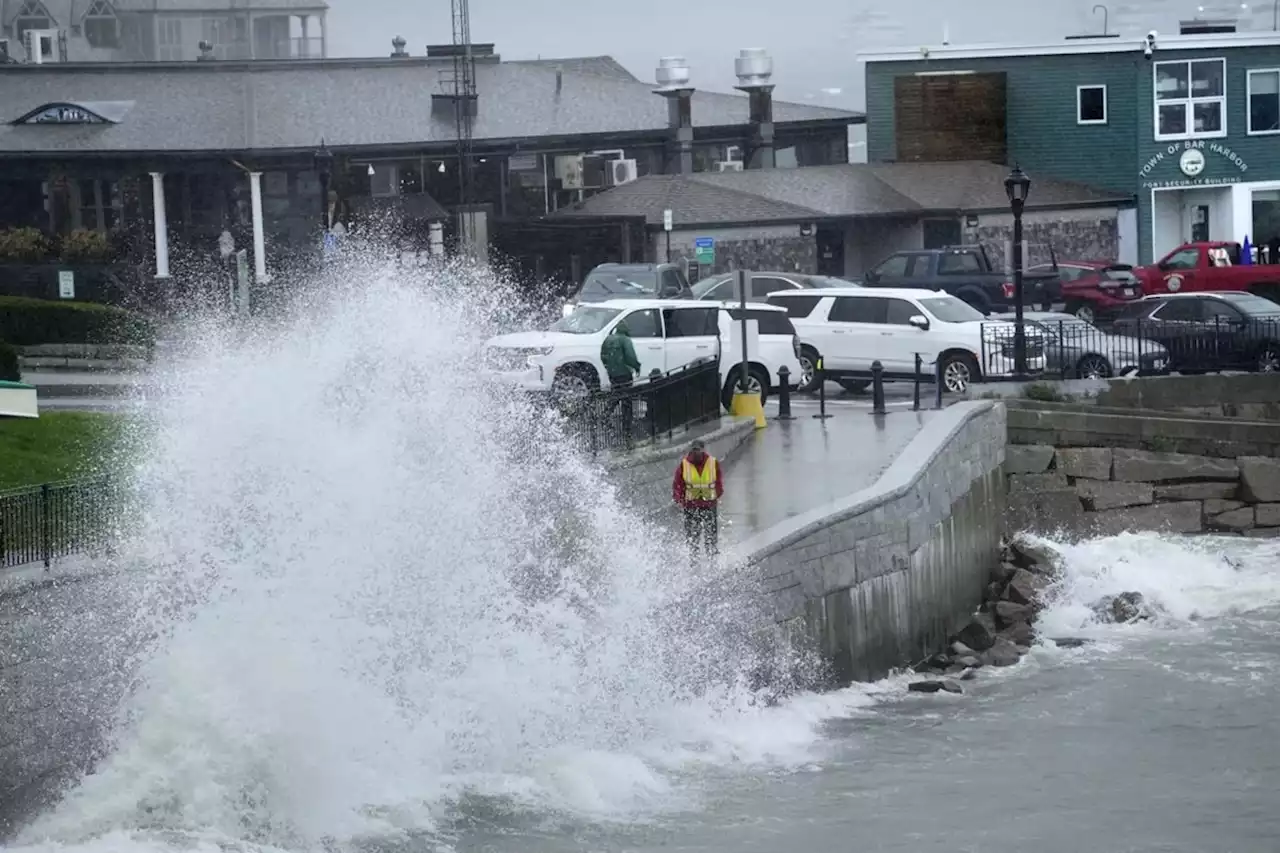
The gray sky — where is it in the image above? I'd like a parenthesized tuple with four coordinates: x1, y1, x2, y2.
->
(323, 1, 1275, 110)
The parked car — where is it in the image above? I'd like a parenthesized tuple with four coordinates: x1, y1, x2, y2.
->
(561, 263, 693, 316)
(691, 271, 857, 304)
(1132, 242, 1280, 304)
(1028, 261, 1144, 324)
(483, 299, 803, 409)
(989, 311, 1169, 378)
(766, 287, 1046, 393)
(861, 245, 1061, 314)
(1109, 291, 1280, 374)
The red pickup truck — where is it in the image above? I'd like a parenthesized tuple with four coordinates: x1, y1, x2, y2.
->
(1134, 242, 1280, 303)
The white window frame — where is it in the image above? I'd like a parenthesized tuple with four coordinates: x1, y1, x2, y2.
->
(1153, 57, 1228, 141)
(1076, 84, 1108, 125)
(1247, 67, 1280, 136)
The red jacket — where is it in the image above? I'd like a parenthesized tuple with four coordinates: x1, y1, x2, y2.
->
(672, 453, 724, 509)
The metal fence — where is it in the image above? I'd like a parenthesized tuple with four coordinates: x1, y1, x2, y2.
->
(0, 478, 118, 570)
(979, 317, 1280, 379)
(556, 358, 723, 455)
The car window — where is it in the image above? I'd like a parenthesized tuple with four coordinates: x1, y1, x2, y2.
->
(884, 298, 920, 325)
(1202, 301, 1243, 323)
(550, 307, 622, 334)
(704, 279, 737, 301)
(829, 296, 887, 323)
(870, 255, 909, 277)
(1151, 299, 1201, 322)
(582, 271, 659, 296)
(752, 276, 795, 298)
(690, 275, 730, 298)
(804, 276, 855, 288)
(1220, 292, 1280, 315)
(728, 309, 796, 335)
(1056, 266, 1088, 281)
(768, 294, 823, 318)
(621, 308, 662, 337)
(916, 296, 985, 323)
(1116, 300, 1158, 321)
(659, 270, 685, 295)
(1161, 248, 1200, 270)
(663, 307, 718, 337)
(937, 252, 982, 275)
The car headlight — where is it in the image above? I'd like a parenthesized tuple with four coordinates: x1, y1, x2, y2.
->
(561, 302, 576, 317)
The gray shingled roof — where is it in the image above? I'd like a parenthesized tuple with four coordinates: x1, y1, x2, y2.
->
(0, 56, 858, 154)
(554, 162, 1133, 226)
(511, 56, 639, 82)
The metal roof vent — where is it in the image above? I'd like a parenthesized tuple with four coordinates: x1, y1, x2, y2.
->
(734, 48, 773, 88)
(197, 40, 214, 60)
(391, 35, 408, 56)
(654, 56, 691, 91)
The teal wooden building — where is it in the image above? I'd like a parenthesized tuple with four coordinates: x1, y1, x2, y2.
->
(862, 32, 1280, 264)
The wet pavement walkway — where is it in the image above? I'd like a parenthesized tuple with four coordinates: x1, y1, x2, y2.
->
(719, 402, 937, 544)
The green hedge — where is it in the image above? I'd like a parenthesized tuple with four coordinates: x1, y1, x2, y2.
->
(0, 341, 18, 381)
(0, 296, 154, 347)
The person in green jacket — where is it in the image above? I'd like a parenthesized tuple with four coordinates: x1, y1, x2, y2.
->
(600, 321, 641, 388)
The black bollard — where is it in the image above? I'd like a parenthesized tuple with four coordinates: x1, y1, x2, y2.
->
(934, 357, 945, 410)
(776, 365, 796, 420)
(870, 360, 886, 415)
(913, 353, 922, 412)
(812, 357, 833, 420)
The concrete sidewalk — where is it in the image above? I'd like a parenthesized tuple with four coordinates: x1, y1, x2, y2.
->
(718, 406, 936, 544)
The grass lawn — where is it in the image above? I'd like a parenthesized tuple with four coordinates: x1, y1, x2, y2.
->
(0, 412, 126, 491)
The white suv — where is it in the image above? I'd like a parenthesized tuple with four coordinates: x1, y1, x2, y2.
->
(767, 287, 1046, 393)
(483, 299, 803, 409)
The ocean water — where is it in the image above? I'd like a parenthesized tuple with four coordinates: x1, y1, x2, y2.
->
(5, 268, 1279, 853)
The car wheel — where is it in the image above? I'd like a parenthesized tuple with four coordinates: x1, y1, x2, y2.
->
(551, 365, 597, 402)
(722, 365, 771, 410)
(1075, 354, 1113, 379)
(1066, 301, 1096, 324)
(797, 347, 823, 393)
(940, 353, 980, 393)
(1257, 344, 1280, 373)
(838, 379, 870, 393)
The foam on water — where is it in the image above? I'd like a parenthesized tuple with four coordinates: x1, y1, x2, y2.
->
(6, 266, 869, 853)
(1030, 531, 1280, 639)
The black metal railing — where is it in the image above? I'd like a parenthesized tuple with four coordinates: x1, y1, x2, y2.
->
(0, 478, 118, 570)
(556, 358, 722, 455)
(978, 317, 1280, 379)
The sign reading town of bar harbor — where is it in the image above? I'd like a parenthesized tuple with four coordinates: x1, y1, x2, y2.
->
(1140, 140, 1249, 189)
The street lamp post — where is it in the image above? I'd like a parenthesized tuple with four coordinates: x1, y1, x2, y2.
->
(1004, 165, 1032, 378)
(314, 140, 334, 235)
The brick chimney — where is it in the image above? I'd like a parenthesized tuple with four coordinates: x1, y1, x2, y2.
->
(653, 56, 694, 175)
(734, 49, 775, 169)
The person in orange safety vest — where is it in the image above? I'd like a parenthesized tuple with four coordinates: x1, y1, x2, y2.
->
(672, 438, 724, 560)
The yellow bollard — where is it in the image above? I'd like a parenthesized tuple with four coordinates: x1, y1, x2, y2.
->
(730, 389, 768, 429)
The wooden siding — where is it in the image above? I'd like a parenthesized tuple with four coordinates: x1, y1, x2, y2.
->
(893, 73, 1007, 163)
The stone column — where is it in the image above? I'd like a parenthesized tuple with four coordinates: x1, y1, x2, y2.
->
(248, 171, 268, 282)
(149, 171, 170, 278)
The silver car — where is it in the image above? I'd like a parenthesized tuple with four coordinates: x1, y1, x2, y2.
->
(691, 272, 857, 304)
(992, 311, 1170, 378)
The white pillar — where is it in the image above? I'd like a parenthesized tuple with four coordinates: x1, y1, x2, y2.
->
(299, 15, 309, 56)
(149, 171, 170, 278)
(248, 171, 269, 283)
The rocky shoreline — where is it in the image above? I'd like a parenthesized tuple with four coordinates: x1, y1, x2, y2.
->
(906, 533, 1148, 695)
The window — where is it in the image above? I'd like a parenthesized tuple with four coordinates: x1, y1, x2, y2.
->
(916, 296, 985, 323)
(936, 252, 981, 275)
(662, 307, 717, 337)
(768, 294, 822, 318)
(157, 17, 183, 60)
(1248, 69, 1280, 135)
(1076, 85, 1107, 124)
(703, 278, 737, 300)
(74, 179, 121, 231)
(1154, 58, 1226, 139)
(14, 0, 54, 42)
(884, 299, 920, 325)
(1202, 300, 1243, 323)
(81, 0, 117, 48)
(620, 308, 661, 338)
(829, 296, 887, 324)
(869, 255, 908, 277)
(549, 307, 620, 334)
(727, 309, 796, 335)
(581, 271, 659, 297)
(659, 269, 685, 296)
(1161, 247, 1200, 270)
(1152, 299, 1202, 321)
(751, 276, 795, 298)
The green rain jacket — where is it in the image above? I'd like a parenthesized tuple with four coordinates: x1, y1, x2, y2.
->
(600, 322, 641, 379)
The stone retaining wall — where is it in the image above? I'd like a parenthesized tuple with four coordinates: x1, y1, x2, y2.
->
(733, 401, 1006, 684)
(18, 344, 151, 373)
(1092, 373, 1280, 421)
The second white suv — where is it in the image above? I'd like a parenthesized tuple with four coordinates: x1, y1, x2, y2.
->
(484, 299, 803, 410)
(767, 287, 1046, 393)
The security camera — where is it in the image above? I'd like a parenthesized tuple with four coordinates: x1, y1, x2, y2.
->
(1143, 30, 1157, 59)
(1143, 42, 1153, 59)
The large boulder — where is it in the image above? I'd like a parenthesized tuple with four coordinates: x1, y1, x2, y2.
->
(1090, 591, 1152, 624)
(1154, 481, 1239, 501)
(1239, 456, 1280, 503)
(1006, 488, 1087, 535)
(1005, 444, 1055, 474)
(954, 618, 997, 652)
(1055, 447, 1112, 481)
(1112, 449, 1238, 483)
(1009, 472, 1069, 492)
(1006, 534, 1065, 577)
(979, 637, 1023, 667)
(1089, 501, 1203, 537)
(995, 600, 1035, 628)
(1209, 506, 1255, 531)
(999, 621, 1036, 647)
(1004, 568, 1050, 606)
(1256, 504, 1280, 527)
(1075, 480, 1154, 511)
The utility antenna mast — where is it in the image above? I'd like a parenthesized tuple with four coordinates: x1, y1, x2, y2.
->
(447, 0, 477, 210)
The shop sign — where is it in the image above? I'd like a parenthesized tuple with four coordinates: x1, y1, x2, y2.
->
(1139, 140, 1249, 189)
